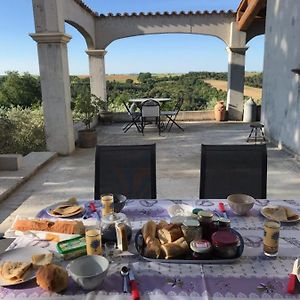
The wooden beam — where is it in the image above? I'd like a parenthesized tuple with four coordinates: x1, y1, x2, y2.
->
(237, 0, 266, 31)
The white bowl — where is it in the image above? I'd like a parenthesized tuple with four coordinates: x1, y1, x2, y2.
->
(227, 194, 255, 215)
(67, 255, 109, 290)
(168, 204, 193, 217)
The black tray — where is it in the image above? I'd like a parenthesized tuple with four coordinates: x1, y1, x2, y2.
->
(134, 228, 244, 264)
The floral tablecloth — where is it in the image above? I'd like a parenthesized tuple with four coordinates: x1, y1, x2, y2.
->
(0, 199, 300, 299)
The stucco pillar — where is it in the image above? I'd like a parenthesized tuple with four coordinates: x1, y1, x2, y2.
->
(30, 32, 75, 155)
(226, 47, 248, 120)
(86, 50, 107, 101)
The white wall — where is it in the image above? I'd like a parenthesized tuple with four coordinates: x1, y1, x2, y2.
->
(262, 0, 300, 155)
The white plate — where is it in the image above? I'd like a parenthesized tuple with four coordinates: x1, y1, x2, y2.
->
(0, 246, 50, 286)
(46, 202, 85, 218)
(260, 205, 300, 223)
(167, 204, 193, 218)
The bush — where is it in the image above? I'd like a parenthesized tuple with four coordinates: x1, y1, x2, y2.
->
(0, 106, 46, 155)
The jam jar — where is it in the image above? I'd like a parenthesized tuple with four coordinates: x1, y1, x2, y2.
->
(181, 219, 201, 244)
(198, 210, 214, 241)
(218, 217, 231, 230)
(211, 230, 239, 258)
(190, 239, 212, 259)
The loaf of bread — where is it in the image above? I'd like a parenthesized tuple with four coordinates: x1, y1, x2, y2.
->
(142, 220, 157, 244)
(157, 224, 183, 244)
(161, 243, 188, 259)
(36, 264, 68, 293)
(144, 238, 162, 259)
(13, 219, 85, 235)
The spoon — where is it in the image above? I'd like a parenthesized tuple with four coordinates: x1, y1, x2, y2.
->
(120, 266, 129, 293)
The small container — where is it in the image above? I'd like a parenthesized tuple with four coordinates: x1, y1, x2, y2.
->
(218, 217, 231, 229)
(190, 239, 212, 259)
(198, 210, 214, 240)
(86, 227, 102, 255)
(211, 231, 239, 258)
(57, 236, 87, 260)
(181, 219, 201, 243)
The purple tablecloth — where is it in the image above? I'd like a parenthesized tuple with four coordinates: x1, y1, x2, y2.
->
(1, 199, 300, 299)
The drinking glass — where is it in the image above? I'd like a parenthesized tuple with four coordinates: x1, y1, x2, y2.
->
(101, 194, 114, 216)
(263, 220, 280, 257)
(85, 226, 102, 255)
(105, 241, 116, 262)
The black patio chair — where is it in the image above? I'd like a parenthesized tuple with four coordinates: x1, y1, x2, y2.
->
(94, 144, 157, 200)
(199, 144, 267, 199)
(141, 99, 161, 135)
(122, 101, 141, 133)
(160, 97, 184, 132)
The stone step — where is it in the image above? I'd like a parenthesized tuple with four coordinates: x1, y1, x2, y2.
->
(0, 152, 57, 203)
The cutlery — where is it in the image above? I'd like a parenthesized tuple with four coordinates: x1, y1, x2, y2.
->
(89, 202, 101, 221)
(129, 268, 140, 300)
(287, 258, 299, 294)
(120, 266, 130, 293)
(218, 202, 228, 219)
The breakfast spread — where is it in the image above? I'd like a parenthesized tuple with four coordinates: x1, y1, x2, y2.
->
(139, 216, 241, 261)
(261, 205, 299, 222)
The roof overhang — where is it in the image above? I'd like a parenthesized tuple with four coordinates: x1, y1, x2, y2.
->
(236, 0, 266, 31)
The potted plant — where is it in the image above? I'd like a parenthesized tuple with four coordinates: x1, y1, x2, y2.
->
(74, 91, 103, 148)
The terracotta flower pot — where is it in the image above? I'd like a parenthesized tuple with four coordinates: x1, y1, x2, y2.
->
(77, 129, 97, 148)
(214, 101, 226, 122)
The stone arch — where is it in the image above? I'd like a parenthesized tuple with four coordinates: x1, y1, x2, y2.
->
(65, 20, 95, 49)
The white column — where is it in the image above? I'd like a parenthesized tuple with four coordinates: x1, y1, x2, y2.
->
(226, 47, 248, 120)
(30, 32, 75, 155)
(86, 50, 107, 102)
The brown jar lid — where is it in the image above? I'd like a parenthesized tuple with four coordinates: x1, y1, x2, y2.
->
(211, 231, 238, 247)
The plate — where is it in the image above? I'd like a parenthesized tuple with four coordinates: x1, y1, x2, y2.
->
(0, 246, 50, 286)
(134, 229, 244, 264)
(260, 205, 300, 223)
(167, 204, 193, 218)
(46, 202, 85, 218)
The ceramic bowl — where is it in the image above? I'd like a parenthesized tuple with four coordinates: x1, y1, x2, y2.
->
(67, 255, 109, 290)
(113, 194, 127, 213)
(227, 194, 255, 215)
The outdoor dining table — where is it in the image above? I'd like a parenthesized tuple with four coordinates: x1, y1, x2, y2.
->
(0, 198, 299, 299)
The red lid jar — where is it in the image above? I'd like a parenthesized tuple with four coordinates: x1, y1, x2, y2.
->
(211, 231, 238, 258)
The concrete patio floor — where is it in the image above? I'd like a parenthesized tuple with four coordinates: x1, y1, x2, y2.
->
(0, 121, 300, 232)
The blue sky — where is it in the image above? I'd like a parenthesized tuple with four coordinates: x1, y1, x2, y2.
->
(0, 0, 264, 75)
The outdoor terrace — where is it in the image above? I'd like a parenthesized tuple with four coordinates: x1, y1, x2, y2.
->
(0, 121, 300, 233)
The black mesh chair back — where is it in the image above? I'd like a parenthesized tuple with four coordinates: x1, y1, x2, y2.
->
(200, 144, 267, 199)
(94, 144, 157, 200)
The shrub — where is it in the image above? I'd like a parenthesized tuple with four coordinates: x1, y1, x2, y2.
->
(0, 106, 46, 155)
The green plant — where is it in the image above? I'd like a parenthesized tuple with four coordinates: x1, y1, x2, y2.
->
(0, 106, 46, 155)
(74, 89, 104, 130)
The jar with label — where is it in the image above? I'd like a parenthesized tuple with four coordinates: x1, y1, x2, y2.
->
(181, 219, 201, 244)
(211, 230, 238, 258)
(198, 210, 214, 241)
(190, 239, 212, 259)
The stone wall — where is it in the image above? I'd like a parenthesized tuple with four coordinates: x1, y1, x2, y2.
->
(262, 0, 300, 155)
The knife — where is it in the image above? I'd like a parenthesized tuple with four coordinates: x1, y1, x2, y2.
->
(129, 268, 140, 300)
(218, 202, 228, 219)
(288, 258, 299, 294)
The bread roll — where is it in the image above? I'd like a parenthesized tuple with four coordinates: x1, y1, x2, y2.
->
(285, 207, 298, 220)
(157, 220, 168, 230)
(158, 224, 183, 243)
(161, 243, 187, 259)
(13, 219, 85, 235)
(142, 220, 157, 244)
(173, 237, 189, 251)
(144, 238, 162, 259)
(36, 264, 68, 293)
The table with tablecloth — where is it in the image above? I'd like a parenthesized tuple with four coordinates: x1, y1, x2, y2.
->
(0, 199, 300, 299)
